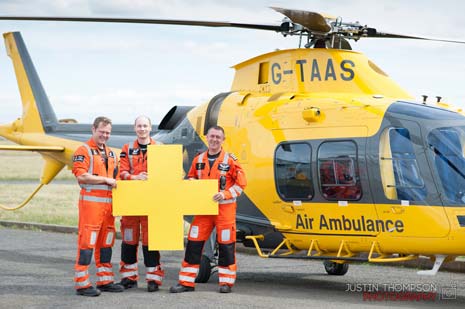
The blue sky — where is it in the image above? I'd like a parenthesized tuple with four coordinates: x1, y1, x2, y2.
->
(0, 0, 464, 124)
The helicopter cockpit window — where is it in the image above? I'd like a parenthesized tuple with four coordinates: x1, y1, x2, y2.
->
(318, 141, 362, 201)
(428, 127, 465, 204)
(275, 143, 313, 201)
(379, 128, 427, 201)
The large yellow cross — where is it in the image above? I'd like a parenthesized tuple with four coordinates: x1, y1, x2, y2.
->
(112, 144, 218, 250)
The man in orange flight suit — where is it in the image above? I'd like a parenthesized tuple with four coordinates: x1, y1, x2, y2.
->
(170, 125, 247, 294)
(72, 116, 124, 297)
(118, 116, 164, 292)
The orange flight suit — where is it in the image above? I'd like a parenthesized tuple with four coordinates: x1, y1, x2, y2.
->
(72, 138, 118, 290)
(177, 149, 247, 288)
(119, 139, 164, 286)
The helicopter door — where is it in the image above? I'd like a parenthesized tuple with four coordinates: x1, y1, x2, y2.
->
(203, 92, 230, 135)
(375, 121, 450, 238)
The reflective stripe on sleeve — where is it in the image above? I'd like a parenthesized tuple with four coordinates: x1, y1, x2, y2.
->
(219, 198, 236, 204)
(228, 187, 237, 198)
(231, 184, 243, 194)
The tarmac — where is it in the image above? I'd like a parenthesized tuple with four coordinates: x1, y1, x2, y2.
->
(1, 221, 465, 308)
(1, 219, 465, 273)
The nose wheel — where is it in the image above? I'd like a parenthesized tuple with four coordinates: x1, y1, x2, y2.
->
(323, 261, 349, 275)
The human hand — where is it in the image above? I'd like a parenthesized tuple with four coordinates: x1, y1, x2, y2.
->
(134, 172, 148, 180)
(106, 178, 117, 188)
(213, 192, 225, 202)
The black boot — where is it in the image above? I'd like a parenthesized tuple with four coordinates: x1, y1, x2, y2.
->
(97, 282, 124, 292)
(76, 286, 101, 297)
(169, 284, 195, 293)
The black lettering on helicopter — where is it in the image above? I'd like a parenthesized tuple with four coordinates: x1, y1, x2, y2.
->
(273, 59, 355, 84)
(295, 214, 404, 233)
(325, 59, 336, 80)
(340, 60, 355, 81)
(310, 59, 321, 81)
(271, 62, 282, 84)
(295, 213, 314, 229)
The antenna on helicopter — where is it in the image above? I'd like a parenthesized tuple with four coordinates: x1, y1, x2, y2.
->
(422, 95, 428, 105)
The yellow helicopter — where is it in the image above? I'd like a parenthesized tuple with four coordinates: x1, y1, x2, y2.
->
(1, 7, 465, 281)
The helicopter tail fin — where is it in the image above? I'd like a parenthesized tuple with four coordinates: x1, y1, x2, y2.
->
(3, 31, 58, 133)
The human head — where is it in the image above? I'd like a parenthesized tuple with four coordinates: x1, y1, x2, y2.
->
(91, 116, 112, 148)
(134, 115, 152, 143)
(206, 126, 225, 155)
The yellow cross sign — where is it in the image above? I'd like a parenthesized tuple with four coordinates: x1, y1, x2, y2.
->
(112, 144, 218, 250)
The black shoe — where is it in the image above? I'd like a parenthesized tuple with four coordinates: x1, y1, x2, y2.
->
(120, 278, 138, 289)
(97, 282, 125, 293)
(147, 281, 159, 292)
(219, 285, 232, 293)
(169, 284, 195, 293)
(76, 286, 101, 297)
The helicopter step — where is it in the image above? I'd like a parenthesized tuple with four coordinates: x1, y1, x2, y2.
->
(245, 235, 420, 265)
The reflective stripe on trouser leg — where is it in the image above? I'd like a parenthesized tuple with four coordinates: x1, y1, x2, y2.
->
(96, 264, 115, 286)
(120, 243, 139, 281)
(218, 265, 237, 286)
(178, 261, 199, 287)
(120, 262, 138, 280)
(74, 264, 91, 290)
(146, 265, 164, 286)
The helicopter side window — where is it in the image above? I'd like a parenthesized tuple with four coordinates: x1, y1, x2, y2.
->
(379, 128, 427, 201)
(274, 143, 313, 201)
(318, 141, 362, 201)
(428, 127, 465, 204)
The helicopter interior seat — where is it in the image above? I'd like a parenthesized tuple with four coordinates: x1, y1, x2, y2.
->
(431, 130, 465, 203)
(319, 160, 360, 200)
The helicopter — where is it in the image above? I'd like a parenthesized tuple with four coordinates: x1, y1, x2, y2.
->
(1, 6, 465, 283)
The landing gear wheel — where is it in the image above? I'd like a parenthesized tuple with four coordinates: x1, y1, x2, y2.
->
(195, 255, 212, 283)
(323, 261, 349, 276)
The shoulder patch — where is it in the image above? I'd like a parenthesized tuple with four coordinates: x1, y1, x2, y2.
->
(73, 155, 85, 162)
(120, 152, 127, 158)
(229, 153, 238, 161)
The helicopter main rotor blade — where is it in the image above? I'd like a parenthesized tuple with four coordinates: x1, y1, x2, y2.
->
(271, 7, 331, 33)
(366, 28, 465, 44)
(0, 16, 282, 32)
